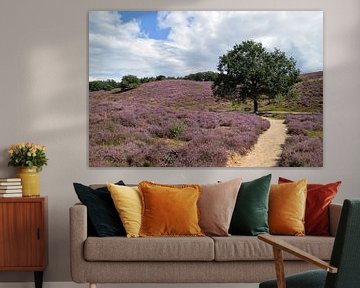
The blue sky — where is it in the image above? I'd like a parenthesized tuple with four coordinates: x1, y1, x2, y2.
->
(89, 11, 323, 81)
(120, 11, 170, 40)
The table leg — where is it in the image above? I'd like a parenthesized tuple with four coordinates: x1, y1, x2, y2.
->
(34, 271, 43, 288)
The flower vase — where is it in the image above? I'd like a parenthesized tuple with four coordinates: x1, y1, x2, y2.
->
(16, 167, 40, 197)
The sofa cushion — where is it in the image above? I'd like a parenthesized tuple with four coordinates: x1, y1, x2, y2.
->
(108, 184, 142, 238)
(212, 236, 334, 261)
(84, 236, 214, 261)
(139, 181, 203, 237)
(279, 177, 341, 236)
(269, 179, 307, 236)
(229, 174, 271, 236)
(198, 178, 242, 236)
(73, 181, 126, 237)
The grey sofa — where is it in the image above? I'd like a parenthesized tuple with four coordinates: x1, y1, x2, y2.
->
(70, 202, 342, 288)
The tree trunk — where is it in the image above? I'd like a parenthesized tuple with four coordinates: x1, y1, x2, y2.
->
(253, 98, 258, 114)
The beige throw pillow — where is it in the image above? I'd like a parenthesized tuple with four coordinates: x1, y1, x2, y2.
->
(198, 178, 242, 236)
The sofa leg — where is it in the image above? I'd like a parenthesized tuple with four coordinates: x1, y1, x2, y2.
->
(89, 283, 96, 288)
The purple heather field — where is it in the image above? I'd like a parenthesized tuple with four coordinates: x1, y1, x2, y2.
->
(89, 72, 323, 167)
(279, 113, 323, 167)
(89, 80, 270, 167)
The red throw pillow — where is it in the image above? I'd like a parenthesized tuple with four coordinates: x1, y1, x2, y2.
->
(278, 177, 341, 236)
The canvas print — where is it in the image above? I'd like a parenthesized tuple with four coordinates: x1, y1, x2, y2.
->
(89, 11, 323, 167)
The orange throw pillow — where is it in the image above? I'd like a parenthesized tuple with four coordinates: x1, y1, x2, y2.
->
(269, 179, 307, 236)
(279, 177, 341, 236)
(138, 181, 204, 237)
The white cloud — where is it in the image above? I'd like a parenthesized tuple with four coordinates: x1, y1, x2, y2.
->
(89, 11, 323, 81)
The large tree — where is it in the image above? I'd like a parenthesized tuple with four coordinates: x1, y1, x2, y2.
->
(212, 40, 300, 113)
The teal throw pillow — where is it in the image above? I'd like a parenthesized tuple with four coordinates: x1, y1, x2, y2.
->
(229, 174, 272, 236)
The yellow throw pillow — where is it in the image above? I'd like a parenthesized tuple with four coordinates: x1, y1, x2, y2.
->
(107, 183, 142, 238)
(269, 179, 307, 236)
(138, 181, 204, 237)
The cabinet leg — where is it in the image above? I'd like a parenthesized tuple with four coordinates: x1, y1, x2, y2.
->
(34, 271, 43, 288)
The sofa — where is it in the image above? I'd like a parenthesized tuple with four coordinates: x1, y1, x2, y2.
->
(70, 200, 342, 287)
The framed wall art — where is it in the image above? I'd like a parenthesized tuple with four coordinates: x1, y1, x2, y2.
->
(89, 11, 323, 167)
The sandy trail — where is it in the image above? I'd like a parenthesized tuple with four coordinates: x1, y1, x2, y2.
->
(227, 117, 287, 167)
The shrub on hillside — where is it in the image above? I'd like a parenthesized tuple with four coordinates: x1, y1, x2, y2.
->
(155, 75, 166, 81)
(120, 75, 141, 91)
(89, 79, 119, 91)
(183, 71, 219, 82)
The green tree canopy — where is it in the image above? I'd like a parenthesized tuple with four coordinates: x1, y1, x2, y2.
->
(212, 40, 300, 113)
(155, 75, 166, 81)
(184, 71, 219, 82)
(89, 79, 119, 91)
(120, 75, 141, 91)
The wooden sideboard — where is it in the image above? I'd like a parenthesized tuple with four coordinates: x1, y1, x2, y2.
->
(0, 197, 47, 288)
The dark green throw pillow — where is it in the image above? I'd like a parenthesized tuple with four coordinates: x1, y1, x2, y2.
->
(229, 174, 272, 236)
(73, 181, 126, 237)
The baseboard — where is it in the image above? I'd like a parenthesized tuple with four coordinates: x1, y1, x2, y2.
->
(0, 282, 259, 288)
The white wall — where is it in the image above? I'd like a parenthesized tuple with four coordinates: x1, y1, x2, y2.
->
(0, 0, 359, 283)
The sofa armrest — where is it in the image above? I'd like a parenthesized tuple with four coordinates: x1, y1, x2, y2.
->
(69, 203, 88, 283)
(329, 203, 342, 237)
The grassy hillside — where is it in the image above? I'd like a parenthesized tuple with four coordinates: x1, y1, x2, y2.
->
(89, 72, 323, 167)
(89, 80, 269, 167)
(235, 71, 323, 113)
(273, 71, 323, 112)
(94, 80, 232, 111)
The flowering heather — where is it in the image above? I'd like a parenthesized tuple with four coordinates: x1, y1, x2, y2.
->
(279, 113, 323, 167)
(89, 80, 270, 167)
(284, 113, 323, 135)
(294, 72, 323, 111)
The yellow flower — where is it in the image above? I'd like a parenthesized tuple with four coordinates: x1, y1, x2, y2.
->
(39, 145, 46, 151)
(8, 142, 47, 172)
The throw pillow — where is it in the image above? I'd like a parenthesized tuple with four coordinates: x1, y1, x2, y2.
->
(279, 177, 341, 236)
(198, 178, 242, 236)
(73, 181, 126, 237)
(107, 183, 142, 238)
(229, 174, 272, 236)
(138, 181, 203, 237)
(269, 179, 307, 236)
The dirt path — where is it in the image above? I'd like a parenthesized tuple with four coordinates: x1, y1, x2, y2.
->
(227, 117, 287, 167)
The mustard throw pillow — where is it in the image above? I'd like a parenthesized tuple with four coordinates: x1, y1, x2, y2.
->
(138, 181, 204, 237)
(269, 179, 307, 236)
(107, 183, 142, 238)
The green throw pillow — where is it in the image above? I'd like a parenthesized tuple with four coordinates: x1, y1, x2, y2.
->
(229, 174, 272, 236)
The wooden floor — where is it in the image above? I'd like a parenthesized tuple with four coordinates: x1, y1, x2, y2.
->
(0, 283, 259, 288)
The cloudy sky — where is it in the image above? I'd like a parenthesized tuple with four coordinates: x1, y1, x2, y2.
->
(89, 11, 323, 81)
